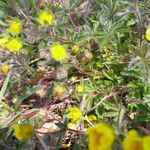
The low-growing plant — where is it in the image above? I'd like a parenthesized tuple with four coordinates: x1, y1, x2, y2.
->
(0, 0, 150, 150)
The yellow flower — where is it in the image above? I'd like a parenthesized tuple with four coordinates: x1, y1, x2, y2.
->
(145, 26, 150, 41)
(66, 107, 82, 123)
(123, 130, 150, 150)
(38, 10, 54, 25)
(7, 19, 22, 35)
(6, 38, 22, 52)
(12, 123, 34, 141)
(62, 143, 71, 149)
(76, 85, 84, 93)
(0, 63, 10, 74)
(54, 85, 65, 96)
(86, 123, 115, 150)
(50, 43, 68, 61)
(72, 45, 79, 52)
(123, 130, 142, 150)
(143, 136, 150, 150)
(0, 36, 9, 47)
(67, 122, 76, 128)
(87, 115, 97, 122)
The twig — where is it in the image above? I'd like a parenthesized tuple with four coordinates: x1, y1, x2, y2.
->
(35, 129, 65, 135)
(68, 76, 102, 84)
(39, 118, 84, 134)
(28, 58, 45, 66)
(125, 114, 150, 135)
(80, 94, 87, 111)
(85, 91, 119, 114)
(18, 8, 31, 22)
(36, 133, 50, 150)
(36, 127, 84, 135)
(67, 127, 84, 134)
(68, 14, 77, 28)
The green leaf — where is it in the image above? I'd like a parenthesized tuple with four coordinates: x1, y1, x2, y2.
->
(0, 72, 11, 102)
(56, 131, 65, 150)
(103, 112, 119, 117)
(73, 143, 81, 150)
(55, 122, 65, 129)
(17, 0, 30, 11)
(103, 102, 118, 111)
(118, 107, 125, 129)
(38, 41, 46, 49)
(0, 19, 7, 26)
(14, 85, 43, 111)
(102, 70, 114, 81)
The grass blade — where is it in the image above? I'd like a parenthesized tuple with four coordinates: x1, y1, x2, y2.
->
(0, 72, 11, 102)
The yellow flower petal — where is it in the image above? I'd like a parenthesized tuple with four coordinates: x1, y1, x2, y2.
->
(72, 45, 79, 52)
(66, 107, 82, 123)
(87, 115, 97, 122)
(76, 85, 84, 93)
(142, 136, 150, 150)
(38, 10, 54, 25)
(13, 123, 34, 141)
(7, 19, 22, 35)
(145, 34, 150, 41)
(86, 123, 115, 150)
(146, 27, 150, 34)
(0, 36, 9, 47)
(145, 27, 150, 41)
(122, 130, 143, 150)
(6, 38, 22, 52)
(0, 63, 10, 74)
(62, 143, 71, 148)
(50, 43, 68, 61)
(13, 124, 23, 141)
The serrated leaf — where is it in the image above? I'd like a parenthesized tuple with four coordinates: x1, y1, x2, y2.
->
(102, 71, 114, 81)
(103, 112, 119, 117)
(55, 122, 65, 129)
(118, 108, 125, 129)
